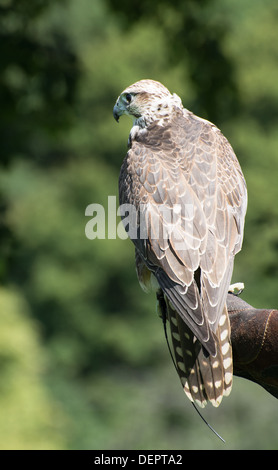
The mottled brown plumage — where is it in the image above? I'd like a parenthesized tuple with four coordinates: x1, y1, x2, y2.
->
(114, 79, 247, 407)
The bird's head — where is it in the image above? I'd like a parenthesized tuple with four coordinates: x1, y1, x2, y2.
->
(113, 79, 182, 127)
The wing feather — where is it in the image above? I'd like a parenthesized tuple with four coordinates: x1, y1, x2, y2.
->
(119, 107, 247, 355)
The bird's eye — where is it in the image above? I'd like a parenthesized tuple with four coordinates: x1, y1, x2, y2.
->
(125, 93, 132, 103)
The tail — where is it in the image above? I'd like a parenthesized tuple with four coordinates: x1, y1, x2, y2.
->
(165, 297, 233, 408)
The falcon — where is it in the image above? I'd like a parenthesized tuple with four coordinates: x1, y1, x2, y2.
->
(113, 79, 247, 408)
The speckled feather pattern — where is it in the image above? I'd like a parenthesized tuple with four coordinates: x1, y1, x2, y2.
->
(117, 80, 247, 407)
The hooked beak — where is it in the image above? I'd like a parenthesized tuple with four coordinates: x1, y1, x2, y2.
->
(113, 103, 121, 123)
(113, 101, 125, 122)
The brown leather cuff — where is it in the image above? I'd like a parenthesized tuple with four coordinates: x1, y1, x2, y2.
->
(227, 293, 278, 399)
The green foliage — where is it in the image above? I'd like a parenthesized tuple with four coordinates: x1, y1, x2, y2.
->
(107, 0, 240, 122)
(0, 0, 277, 450)
(0, 287, 66, 449)
(0, 0, 79, 165)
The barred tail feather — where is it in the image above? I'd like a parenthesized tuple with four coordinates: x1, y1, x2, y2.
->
(166, 298, 233, 408)
(218, 305, 233, 398)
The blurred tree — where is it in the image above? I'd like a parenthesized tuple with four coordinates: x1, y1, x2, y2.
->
(106, 0, 240, 123)
(0, 0, 82, 448)
(0, 287, 66, 449)
(219, 0, 278, 308)
(0, 0, 172, 448)
(0, 0, 80, 281)
(0, 0, 79, 166)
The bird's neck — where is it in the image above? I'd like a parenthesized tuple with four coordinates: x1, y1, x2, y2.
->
(127, 94, 183, 147)
(134, 94, 183, 129)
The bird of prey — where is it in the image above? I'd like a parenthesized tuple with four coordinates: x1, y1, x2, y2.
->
(113, 79, 247, 408)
